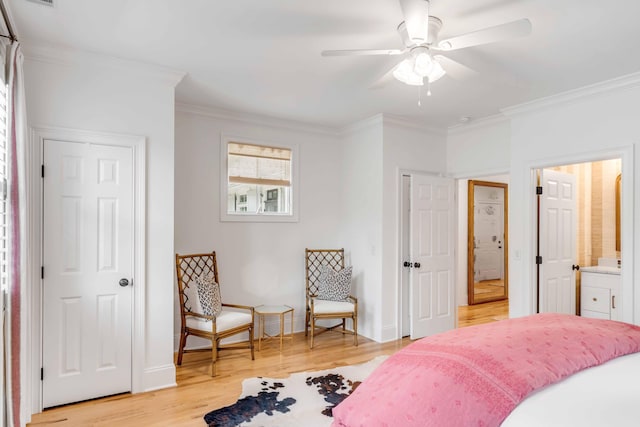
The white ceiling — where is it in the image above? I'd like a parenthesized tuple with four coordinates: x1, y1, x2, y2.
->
(8, 0, 640, 128)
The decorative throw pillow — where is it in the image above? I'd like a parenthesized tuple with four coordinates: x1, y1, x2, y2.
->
(195, 273, 223, 317)
(317, 265, 353, 301)
(182, 281, 203, 314)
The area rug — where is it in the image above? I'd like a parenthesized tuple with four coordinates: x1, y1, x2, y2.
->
(203, 355, 388, 427)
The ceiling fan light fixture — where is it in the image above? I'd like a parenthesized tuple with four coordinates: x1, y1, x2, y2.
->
(393, 59, 424, 86)
(413, 52, 434, 77)
(427, 59, 446, 82)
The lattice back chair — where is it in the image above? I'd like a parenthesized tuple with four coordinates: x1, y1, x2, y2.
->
(175, 251, 254, 376)
(305, 248, 358, 348)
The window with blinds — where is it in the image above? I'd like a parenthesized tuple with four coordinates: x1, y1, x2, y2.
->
(224, 140, 295, 218)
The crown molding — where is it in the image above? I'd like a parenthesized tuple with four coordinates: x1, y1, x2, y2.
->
(338, 113, 384, 137)
(501, 71, 640, 118)
(382, 114, 447, 136)
(338, 113, 446, 138)
(447, 113, 510, 135)
(22, 41, 186, 87)
(176, 105, 447, 140)
(175, 102, 340, 137)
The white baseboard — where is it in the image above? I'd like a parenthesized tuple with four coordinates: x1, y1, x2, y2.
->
(142, 364, 177, 392)
(380, 324, 397, 343)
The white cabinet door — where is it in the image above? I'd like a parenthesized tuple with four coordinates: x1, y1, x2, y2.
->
(409, 174, 455, 339)
(43, 139, 133, 408)
(539, 169, 576, 314)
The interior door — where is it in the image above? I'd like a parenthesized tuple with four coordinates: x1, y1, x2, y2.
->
(409, 174, 455, 339)
(474, 201, 504, 281)
(43, 139, 133, 408)
(400, 175, 411, 337)
(539, 169, 577, 314)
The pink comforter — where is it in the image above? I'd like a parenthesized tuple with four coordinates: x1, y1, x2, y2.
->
(332, 314, 640, 427)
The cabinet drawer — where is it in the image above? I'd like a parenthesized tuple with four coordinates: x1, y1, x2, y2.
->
(581, 286, 610, 313)
(581, 309, 610, 320)
(581, 272, 620, 289)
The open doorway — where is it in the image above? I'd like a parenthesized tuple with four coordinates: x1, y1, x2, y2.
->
(536, 158, 621, 317)
(455, 174, 509, 323)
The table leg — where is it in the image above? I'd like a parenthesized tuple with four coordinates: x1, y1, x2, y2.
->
(258, 314, 263, 351)
(279, 312, 284, 351)
(290, 309, 294, 343)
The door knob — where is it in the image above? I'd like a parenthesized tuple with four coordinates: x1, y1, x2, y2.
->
(572, 265, 580, 271)
(414, 262, 421, 268)
(119, 278, 130, 287)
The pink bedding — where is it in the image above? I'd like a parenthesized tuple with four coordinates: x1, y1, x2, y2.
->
(332, 314, 640, 427)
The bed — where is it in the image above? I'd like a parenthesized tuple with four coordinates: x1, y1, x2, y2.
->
(332, 313, 640, 427)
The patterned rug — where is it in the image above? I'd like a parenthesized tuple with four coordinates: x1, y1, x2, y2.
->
(203, 356, 388, 427)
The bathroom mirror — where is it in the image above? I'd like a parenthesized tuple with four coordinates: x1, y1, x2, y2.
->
(467, 180, 508, 305)
(616, 173, 621, 252)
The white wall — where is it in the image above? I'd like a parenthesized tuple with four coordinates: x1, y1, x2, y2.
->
(505, 79, 639, 324)
(174, 111, 449, 345)
(447, 119, 511, 307)
(446, 78, 640, 326)
(381, 118, 447, 341)
(447, 118, 511, 177)
(23, 46, 182, 401)
(340, 117, 384, 341)
(174, 107, 345, 346)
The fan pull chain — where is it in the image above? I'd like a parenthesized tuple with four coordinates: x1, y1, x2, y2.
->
(418, 84, 422, 107)
(427, 79, 432, 97)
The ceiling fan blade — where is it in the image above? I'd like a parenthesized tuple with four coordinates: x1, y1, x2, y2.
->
(398, 0, 430, 44)
(437, 18, 532, 51)
(321, 49, 405, 57)
(433, 55, 478, 80)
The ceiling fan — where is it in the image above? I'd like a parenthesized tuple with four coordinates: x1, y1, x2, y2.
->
(321, 0, 531, 92)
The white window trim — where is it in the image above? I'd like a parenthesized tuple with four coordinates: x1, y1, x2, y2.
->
(220, 134, 299, 222)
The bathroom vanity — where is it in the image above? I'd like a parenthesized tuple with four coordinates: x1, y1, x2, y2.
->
(580, 266, 620, 320)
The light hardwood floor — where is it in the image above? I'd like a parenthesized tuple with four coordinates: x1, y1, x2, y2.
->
(28, 300, 508, 426)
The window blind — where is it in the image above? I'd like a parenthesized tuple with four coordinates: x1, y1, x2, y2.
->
(228, 142, 291, 187)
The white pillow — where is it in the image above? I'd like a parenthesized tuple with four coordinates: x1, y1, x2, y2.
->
(195, 273, 223, 317)
(317, 265, 352, 301)
(183, 281, 204, 314)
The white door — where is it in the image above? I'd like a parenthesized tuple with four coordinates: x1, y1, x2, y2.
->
(400, 175, 411, 337)
(409, 174, 455, 339)
(474, 201, 504, 281)
(43, 139, 133, 408)
(539, 169, 577, 314)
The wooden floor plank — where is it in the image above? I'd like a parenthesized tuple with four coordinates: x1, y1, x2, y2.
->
(29, 300, 508, 426)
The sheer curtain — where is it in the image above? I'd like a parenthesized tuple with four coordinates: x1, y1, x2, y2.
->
(5, 40, 26, 427)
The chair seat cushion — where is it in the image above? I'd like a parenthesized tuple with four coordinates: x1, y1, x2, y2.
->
(312, 298, 355, 314)
(186, 309, 252, 333)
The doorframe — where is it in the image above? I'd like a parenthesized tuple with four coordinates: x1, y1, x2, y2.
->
(27, 126, 146, 415)
(450, 169, 510, 309)
(467, 180, 509, 305)
(527, 145, 634, 322)
(396, 169, 457, 339)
